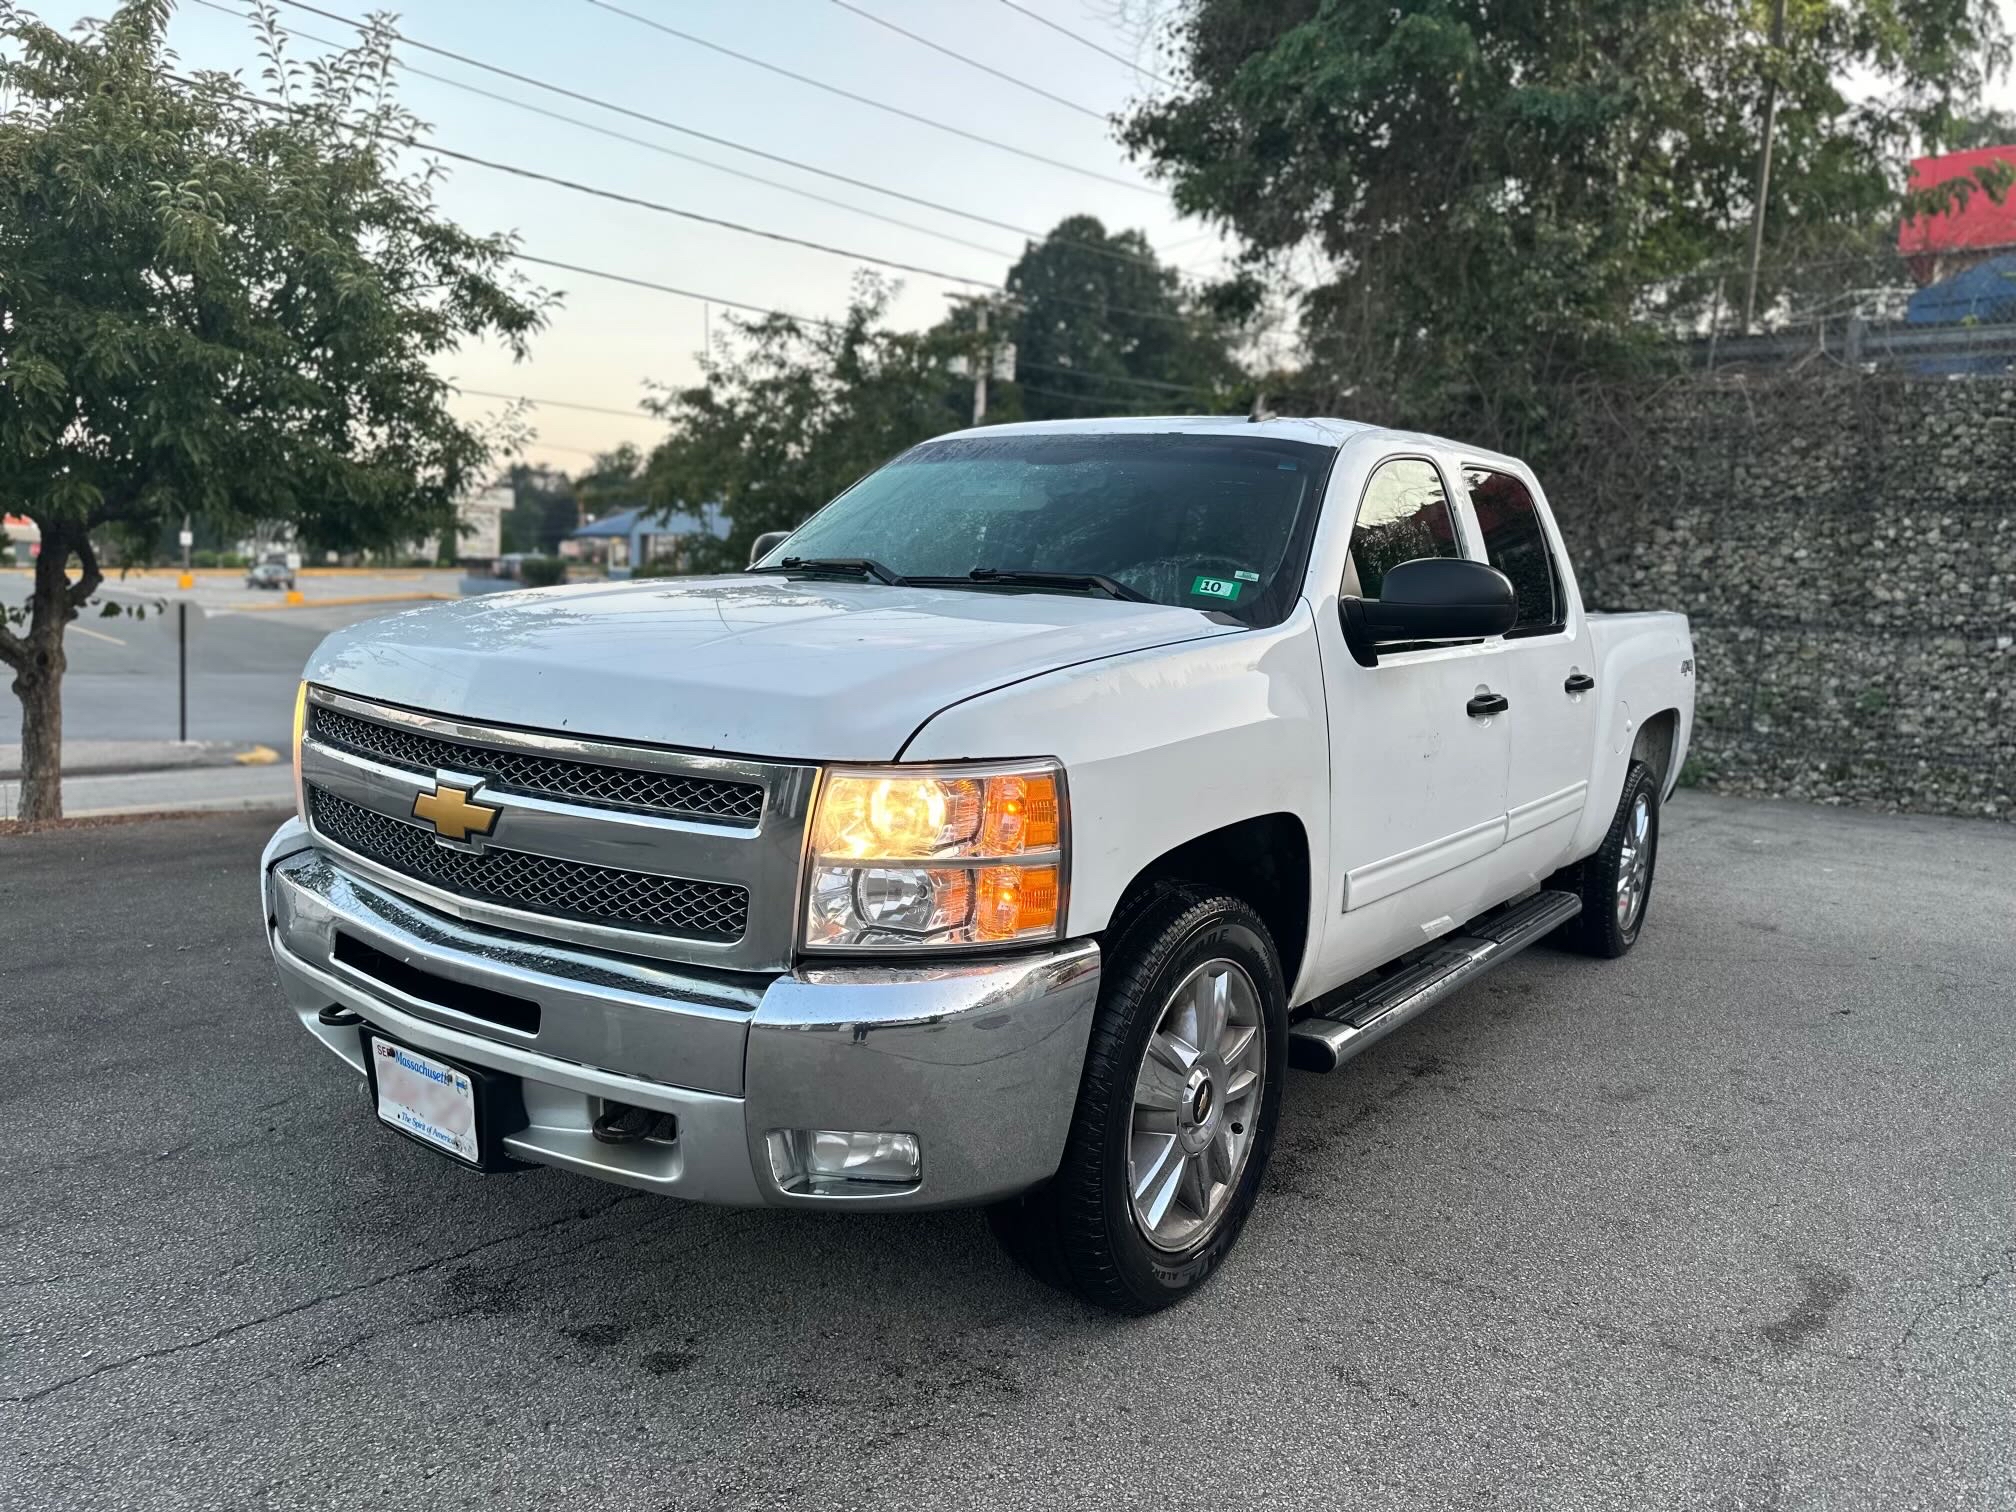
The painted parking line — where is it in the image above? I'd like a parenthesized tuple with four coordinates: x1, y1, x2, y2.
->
(71, 625, 127, 646)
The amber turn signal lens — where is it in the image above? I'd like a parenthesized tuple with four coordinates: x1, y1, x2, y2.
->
(975, 864, 1060, 941)
(980, 773, 1060, 854)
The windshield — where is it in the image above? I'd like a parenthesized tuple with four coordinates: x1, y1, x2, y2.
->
(756, 431, 1336, 626)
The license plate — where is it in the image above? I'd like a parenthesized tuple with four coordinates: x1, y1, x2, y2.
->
(369, 1036, 480, 1165)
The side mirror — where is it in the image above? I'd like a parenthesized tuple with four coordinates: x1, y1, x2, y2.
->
(1340, 557, 1516, 667)
(748, 530, 791, 568)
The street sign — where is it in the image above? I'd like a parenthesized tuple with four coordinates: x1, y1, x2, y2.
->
(178, 529, 194, 548)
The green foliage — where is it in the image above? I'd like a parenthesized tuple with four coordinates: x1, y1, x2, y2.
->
(515, 555, 566, 588)
(574, 444, 647, 519)
(1002, 215, 1243, 419)
(0, 0, 551, 817)
(501, 462, 578, 555)
(642, 273, 973, 570)
(1123, 0, 2010, 447)
(0, 0, 550, 562)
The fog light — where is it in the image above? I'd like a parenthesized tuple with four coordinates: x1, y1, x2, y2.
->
(766, 1128, 921, 1191)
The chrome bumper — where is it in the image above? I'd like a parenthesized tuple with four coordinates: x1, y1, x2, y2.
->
(260, 820, 1101, 1208)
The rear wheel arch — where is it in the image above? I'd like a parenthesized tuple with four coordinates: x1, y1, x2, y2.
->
(1631, 708, 1681, 799)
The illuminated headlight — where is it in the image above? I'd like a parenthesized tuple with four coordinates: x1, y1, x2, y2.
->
(801, 761, 1067, 951)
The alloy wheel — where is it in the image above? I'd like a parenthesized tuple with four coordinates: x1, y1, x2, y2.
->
(1126, 958, 1267, 1253)
(1616, 792, 1653, 932)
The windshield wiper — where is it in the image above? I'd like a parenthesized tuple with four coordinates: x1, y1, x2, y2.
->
(749, 556, 908, 586)
(951, 568, 1151, 603)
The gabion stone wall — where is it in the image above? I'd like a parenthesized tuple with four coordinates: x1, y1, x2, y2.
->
(1549, 373, 2014, 819)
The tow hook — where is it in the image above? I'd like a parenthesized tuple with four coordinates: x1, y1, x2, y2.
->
(592, 1101, 677, 1145)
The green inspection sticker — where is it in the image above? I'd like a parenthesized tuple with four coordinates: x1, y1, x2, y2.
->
(1190, 574, 1243, 601)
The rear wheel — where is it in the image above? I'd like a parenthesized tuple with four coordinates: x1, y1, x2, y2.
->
(987, 883, 1287, 1314)
(1551, 758, 1661, 958)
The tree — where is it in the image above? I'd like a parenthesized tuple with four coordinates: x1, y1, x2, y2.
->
(0, 1, 549, 820)
(1004, 215, 1244, 419)
(500, 461, 577, 555)
(572, 443, 647, 521)
(642, 274, 971, 570)
(1122, 0, 2010, 445)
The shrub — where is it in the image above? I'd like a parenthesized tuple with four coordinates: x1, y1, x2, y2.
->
(630, 558, 690, 580)
(517, 555, 566, 587)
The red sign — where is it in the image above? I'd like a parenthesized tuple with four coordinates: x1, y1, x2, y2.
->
(1900, 146, 2016, 259)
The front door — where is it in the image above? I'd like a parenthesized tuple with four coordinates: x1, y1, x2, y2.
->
(1311, 453, 1513, 986)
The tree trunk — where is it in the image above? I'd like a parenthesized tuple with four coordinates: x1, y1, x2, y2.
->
(5, 520, 94, 824)
(12, 651, 65, 823)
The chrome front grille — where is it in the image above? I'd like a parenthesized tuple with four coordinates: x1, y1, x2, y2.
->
(308, 789, 750, 940)
(309, 703, 763, 825)
(298, 687, 817, 971)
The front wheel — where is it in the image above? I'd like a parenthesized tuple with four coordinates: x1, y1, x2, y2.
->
(987, 883, 1287, 1314)
(1551, 758, 1662, 958)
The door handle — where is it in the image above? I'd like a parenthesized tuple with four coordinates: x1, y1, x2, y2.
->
(1564, 672, 1595, 694)
(1466, 692, 1509, 718)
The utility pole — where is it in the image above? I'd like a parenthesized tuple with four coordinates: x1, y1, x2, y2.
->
(972, 302, 990, 425)
(1742, 0, 1788, 334)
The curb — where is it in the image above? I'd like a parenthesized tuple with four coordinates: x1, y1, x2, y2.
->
(232, 592, 455, 612)
(63, 794, 297, 821)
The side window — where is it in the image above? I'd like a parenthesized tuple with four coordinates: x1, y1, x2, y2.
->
(1464, 468, 1561, 632)
(1345, 458, 1463, 599)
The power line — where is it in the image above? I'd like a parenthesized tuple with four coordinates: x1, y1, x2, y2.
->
(459, 389, 658, 421)
(514, 439, 613, 459)
(510, 255, 843, 328)
(211, 82, 1006, 290)
(1012, 358, 1214, 396)
(518, 254, 1218, 396)
(185, 70, 1217, 332)
(580, 0, 1156, 194)
(413, 139, 1000, 289)
(187, 0, 1019, 264)
(1016, 381, 1195, 414)
(259, 0, 1169, 274)
(993, 0, 1172, 88)
(488, 260, 1217, 405)
(826, 0, 1106, 121)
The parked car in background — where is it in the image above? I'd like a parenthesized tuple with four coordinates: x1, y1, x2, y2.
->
(246, 560, 296, 591)
(260, 416, 1694, 1314)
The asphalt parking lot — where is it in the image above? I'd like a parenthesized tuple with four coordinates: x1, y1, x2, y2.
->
(3, 794, 2012, 1511)
(0, 571, 461, 747)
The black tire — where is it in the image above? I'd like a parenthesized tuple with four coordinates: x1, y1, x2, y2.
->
(987, 881, 1288, 1314)
(1550, 758, 1661, 958)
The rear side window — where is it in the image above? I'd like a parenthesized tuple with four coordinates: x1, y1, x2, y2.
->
(1466, 468, 1562, 632)
(1345, 458, 1463, 599)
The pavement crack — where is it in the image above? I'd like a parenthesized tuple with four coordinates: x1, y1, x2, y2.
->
(1892, 1247, 2016, 1373)
(3, 1192, 642, 1407)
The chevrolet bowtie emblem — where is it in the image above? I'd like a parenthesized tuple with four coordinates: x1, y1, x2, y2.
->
(412, 780, 500, 844)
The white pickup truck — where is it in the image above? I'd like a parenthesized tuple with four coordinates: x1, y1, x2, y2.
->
(261, 416, 1693, 1313)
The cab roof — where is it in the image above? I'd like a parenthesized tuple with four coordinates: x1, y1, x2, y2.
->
(926, 414, 1523, 472)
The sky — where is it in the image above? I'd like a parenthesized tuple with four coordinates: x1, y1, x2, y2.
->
(41, 0, 1232, 473)
(21, 0, 2016, 475)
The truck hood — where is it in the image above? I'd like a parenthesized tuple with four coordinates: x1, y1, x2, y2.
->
(305, 575, 1243, 760)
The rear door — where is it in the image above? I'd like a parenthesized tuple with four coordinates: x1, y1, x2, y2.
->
(1309, 451, 1513, 985)
(1457, 463, 1597, 886)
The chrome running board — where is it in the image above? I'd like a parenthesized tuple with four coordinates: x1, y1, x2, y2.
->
(1287, 889, 1582, 1073)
